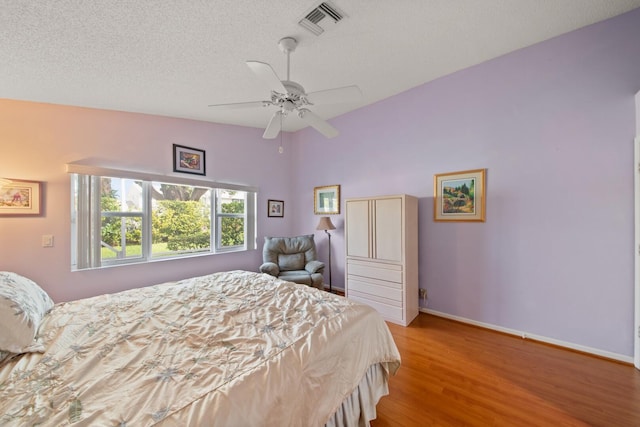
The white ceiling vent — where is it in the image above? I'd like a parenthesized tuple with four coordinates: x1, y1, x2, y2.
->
(299, 2, 344, 36)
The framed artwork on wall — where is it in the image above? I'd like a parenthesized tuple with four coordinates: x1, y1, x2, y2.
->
(314, 184, 340, 215)
(268, 199, 284, 217)
(173, 144, 206, 175)
(434, 169, 486, 222)
(0, 179, 42, 216)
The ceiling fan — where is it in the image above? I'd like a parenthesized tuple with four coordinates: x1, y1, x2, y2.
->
(208, 37, 361, 139)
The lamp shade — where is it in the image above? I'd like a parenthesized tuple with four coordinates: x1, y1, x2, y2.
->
(316, 216, 336, 231)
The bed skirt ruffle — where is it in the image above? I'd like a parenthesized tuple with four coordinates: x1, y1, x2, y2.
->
(325, 362, 390, 427)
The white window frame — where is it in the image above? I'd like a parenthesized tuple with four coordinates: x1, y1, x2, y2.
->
(214, 189, 248, 253)
(68, 163, 257, 271)
(98, 179, 147, 267)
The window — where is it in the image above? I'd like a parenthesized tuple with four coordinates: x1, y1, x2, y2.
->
(69, 165, 256, 271)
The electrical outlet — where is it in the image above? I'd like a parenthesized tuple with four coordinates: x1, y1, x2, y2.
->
(418, 288, 427, 300)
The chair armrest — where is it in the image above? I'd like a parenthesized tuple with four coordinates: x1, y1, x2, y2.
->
(305, 260, 325, 274)
(260, 262, 280, 277)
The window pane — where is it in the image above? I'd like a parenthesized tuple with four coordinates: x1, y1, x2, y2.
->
(101, 177, 143, 212)
(151, 183, 211, 257)
(218, 190, 245, 213)
(216, 189, 246, 249)
(220, 217, 245, 247)
(100, 177, 144, 262)
(101, 216, 142, 260)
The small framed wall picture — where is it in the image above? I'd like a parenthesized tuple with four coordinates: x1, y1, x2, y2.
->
(434, 168, 486, 222)
(173, 144, 206, 175)
(314, 184, 340, 215)
(0, 179, 42, 216)
(268, 199, 284, 217)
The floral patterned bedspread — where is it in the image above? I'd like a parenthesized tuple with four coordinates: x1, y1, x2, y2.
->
(0, 271, 400, 426)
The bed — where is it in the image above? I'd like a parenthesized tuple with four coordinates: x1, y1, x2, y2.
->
(0, 270, 400, 426)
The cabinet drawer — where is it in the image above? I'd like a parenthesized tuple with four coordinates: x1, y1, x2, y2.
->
(348, 290, 404, 323)
(347, 259, 402, 283)
(347, 276, 402, 302)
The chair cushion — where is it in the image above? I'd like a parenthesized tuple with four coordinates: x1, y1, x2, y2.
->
(278, 270, 313, 285)
(278, 253, 305, 271)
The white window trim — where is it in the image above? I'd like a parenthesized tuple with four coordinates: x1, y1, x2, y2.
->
(65, 163, 258, 193)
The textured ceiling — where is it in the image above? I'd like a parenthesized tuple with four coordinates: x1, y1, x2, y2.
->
(2, 1, 640, 134)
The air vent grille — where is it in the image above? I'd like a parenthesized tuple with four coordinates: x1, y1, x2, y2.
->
(317, 2, 342, 22)
(305, 8, 326, 24)
(299, 2, 344, 36)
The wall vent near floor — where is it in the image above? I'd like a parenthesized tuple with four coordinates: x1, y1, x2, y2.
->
(298, 2, 344, 36)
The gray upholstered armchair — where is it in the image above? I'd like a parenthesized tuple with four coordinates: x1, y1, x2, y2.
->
(259, 234, 325, 290)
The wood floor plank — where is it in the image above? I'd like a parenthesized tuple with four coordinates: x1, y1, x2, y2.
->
(371, 313, 640, 426)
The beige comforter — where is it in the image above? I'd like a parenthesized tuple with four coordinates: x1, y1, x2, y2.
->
(0, 270, 400, 426)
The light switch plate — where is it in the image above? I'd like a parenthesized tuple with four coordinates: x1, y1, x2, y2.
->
(42, 235, 54, 247)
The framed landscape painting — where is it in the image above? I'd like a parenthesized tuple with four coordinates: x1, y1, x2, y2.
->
(434, 169, 485, 222)
(0, 180, 42, 216)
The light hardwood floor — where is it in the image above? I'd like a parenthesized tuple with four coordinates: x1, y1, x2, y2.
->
(371, 313, 640, 427)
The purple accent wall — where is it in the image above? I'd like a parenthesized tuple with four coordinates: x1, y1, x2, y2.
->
(291, 9, 640, 357)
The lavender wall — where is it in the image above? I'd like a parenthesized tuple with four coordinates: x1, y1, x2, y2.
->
(0, 100, 294, 302)
(291, 9, 640, 357)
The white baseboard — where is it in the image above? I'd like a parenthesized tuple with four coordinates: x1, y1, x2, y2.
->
(421, 308, 633, 364)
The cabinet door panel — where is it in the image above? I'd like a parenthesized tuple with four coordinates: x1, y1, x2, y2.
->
(346, 200, 370, 258)
(375, 198, 403, 261)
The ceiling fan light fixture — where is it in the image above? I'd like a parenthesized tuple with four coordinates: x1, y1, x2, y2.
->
(283, 100, 296, 111)
(208, 34, 360, 140)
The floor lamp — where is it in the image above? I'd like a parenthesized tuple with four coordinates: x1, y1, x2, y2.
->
(316, 216, 336, 292)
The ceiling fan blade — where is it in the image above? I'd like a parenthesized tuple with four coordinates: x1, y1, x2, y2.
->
(208, 100, 270, 109)
(306, 85, 362, 105)
(263, 110, 283, 139)
(246, 61, 287, 94)
(298, 109, 339, 138)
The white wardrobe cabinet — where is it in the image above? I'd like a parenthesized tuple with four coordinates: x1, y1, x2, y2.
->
(345, 194, 419, 326)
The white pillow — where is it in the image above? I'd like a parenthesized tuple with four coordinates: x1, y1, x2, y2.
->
(0, 271, 54, 353)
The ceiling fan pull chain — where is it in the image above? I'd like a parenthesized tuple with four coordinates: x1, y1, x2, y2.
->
(279, 113, 284, 154)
